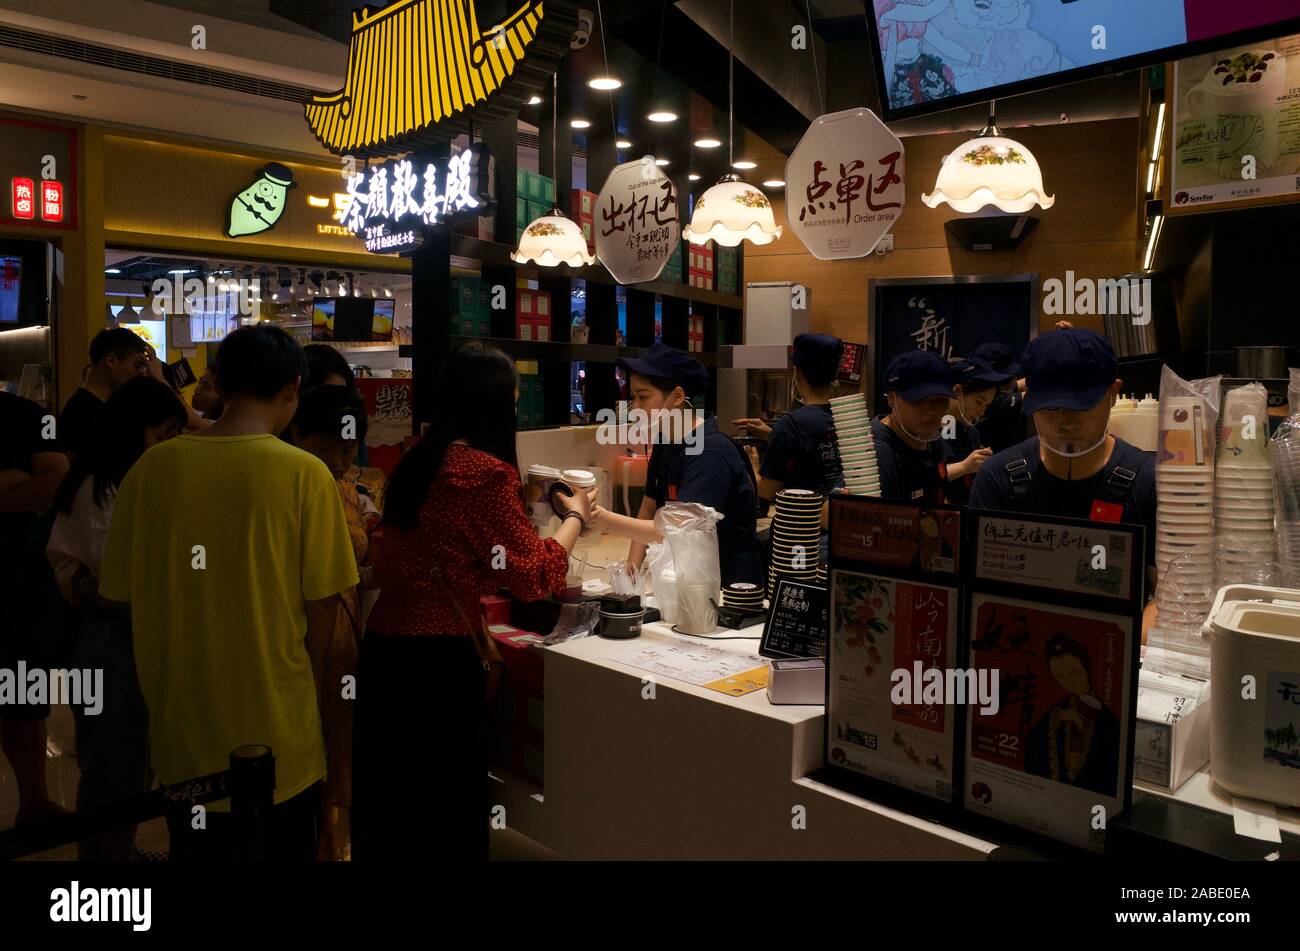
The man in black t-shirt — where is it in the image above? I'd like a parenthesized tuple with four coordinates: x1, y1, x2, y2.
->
(0, 390, 69, 824)
(58, 327, 151, 454)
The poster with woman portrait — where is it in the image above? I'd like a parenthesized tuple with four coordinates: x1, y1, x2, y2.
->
(963, 593, 1135, 853)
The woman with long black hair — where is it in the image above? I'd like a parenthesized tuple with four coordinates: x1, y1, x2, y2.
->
(46, 376, 187, 860)
(351, 341, 592, 861)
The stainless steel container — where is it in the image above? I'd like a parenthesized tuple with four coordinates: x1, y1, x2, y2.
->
(1235, 346, 1289, 379)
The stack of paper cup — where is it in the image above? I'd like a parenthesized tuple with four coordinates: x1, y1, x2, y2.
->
(1271, 415, 1300, 588)
(829, 393, 880, 496)
(1214, 386, 1275, 583)
(1155, 395, 1215, 620)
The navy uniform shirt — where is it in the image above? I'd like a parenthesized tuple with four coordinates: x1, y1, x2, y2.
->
(646, 415, 764, 587)
(969, 435, 1156, 568)
(760, 404, 842, 494)
(976, 389, 1029, 455)
(870, 416, 948, 504)
(939, 418, 984, 505)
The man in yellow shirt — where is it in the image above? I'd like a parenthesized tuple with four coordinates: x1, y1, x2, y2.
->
(100, 325, 359, 861)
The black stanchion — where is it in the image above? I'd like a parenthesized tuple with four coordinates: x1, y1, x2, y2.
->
(228, 744, 275, 862)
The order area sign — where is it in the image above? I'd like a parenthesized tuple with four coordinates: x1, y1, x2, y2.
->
(594, 157, 680, 284)
(785, 107, 904, 260)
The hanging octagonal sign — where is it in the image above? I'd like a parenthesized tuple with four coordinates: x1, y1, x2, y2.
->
(785, 107, 905, 260)
(595, 156, 680, 284)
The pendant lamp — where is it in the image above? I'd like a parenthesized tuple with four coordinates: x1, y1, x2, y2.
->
(922, 101, 1054, 214)
(683, 0, 782, 247)
(512, 72, 596, 267)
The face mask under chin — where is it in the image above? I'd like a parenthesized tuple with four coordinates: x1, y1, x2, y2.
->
(1040, 429, 1109, 458)
(892, 404, 938, 445)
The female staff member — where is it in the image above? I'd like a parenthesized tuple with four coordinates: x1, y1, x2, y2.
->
(592, 343, 764, 587)
(940, 356, 1011, 504)
(353, 341, 593, 862)
(734, 332, 844, 499)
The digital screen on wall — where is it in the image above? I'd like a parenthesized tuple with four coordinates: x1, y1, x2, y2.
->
(870, 0, 1300, 120)
(312, 297, 380, 342)
(0, 255, 20, 323)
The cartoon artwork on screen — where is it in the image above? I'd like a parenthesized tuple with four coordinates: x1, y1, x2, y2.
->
(969, 598, 1124, 796)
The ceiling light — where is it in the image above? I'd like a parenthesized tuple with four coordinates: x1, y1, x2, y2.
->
(695, 138, 722, 149)
(105, 268, 121, 275)
(384, 287, 393, 298)
(923, 104, 1055, 214)
(762, 179, 785, 188)
(732, 160, 756, 170)
(616, 139, 632, 150)
(588, 76, 622, 90)
(689, 173, 700, 181)
(647, 111, 677, 123)
(571, 118, 591, 129)
(528, 95, 543, 105)
(656, 159, 670, 167)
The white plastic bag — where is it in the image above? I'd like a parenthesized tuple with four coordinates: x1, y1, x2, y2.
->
(655, 502, 723, 634)
(645, 542, 678, 624)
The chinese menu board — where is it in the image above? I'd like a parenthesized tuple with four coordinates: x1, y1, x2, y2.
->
(974, 514, 1139, 604)
(828, 569, 959, 802)
(357, 378, 413, 474)
(963, 593, 1134, 853)
(760, 580, 829, 659)
(1170, 33, 1300, 211)
(870, 277, 1033, 392)
(830, 496, 962, 575)
(594, 158, 680, 284)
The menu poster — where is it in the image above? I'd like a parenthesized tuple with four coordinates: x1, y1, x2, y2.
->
(1171, 33, 1300, 211)
(760, 580, 829, 660)
(829, 496, 961, 575)
(827, 568, 959, 803)
(356, 378, 413, 474)
(963, 594, 1135, 853)
(973, 514, 1140, 605)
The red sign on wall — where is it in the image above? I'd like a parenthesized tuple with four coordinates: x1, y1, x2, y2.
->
(11, 177, 35, 219)
(40, 180, 63, 222)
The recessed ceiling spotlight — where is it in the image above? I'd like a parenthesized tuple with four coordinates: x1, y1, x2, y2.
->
(694, 137, 722, 149)
(655, 159, 670, 167)
(616, 139, 632, 149)
(588, 76, 622, 90)
(732, 160, 757, 170)
(527, 95, 543, 105)
(647, 111, 677, 123)
(105, 268, 121, 275)
(571, 118, 591, 129)
(688, 173, 701, 181)
(762, 179, 785, 188)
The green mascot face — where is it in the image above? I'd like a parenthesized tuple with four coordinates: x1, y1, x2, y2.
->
(227, 163, 296, 237)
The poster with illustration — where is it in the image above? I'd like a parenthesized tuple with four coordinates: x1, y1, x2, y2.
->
(1264, 671, 1300, 771)
(964, 593, 1134, 852)
(356, 378, 412, 475)
(1171, 34, 1300, 210)
(828, 568, 958, 802)
(830, 496, 962, 574)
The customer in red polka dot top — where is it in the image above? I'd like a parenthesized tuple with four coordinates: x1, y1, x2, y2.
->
(352, 341, 593, 862)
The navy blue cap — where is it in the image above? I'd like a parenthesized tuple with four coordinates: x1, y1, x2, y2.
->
(969, 342, 1022, 379)
(791, 333, 843, 384)
(1022, 328, 1118, 414)
(952, 356, 1013, 389)
(616, 342, 709, 396)
(884, 350, 954, 402)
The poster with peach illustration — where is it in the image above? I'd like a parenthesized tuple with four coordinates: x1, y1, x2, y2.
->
(827, 568, 958, 802)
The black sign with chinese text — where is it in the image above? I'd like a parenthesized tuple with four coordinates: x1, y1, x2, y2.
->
(761, 580, 829, 660)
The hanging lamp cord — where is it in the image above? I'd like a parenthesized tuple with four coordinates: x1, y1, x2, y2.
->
(597, 0, 618, 164)
(805, 0, 824, 115)
(552, 71, 558, 205)
(728, 0, 734, 168)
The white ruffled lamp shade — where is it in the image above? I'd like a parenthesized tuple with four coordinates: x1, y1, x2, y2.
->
(684, 175, 783, 247)
(922, 133, 1055, 214)
(510, 210, 596, 267)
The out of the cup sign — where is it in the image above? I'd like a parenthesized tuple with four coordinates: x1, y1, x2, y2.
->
(41, 155, 56, 180)
(1242, 154, 1257, 181)
(1091, 545, 1106, 571)
(490, 804, 507, 829)
(641, 677, 656, 700)
(1091, 804, 1107, 830)
(941, 415, 957, 441)
(491, 285, 507, 311)
(791, 285, 807, 311)
(1242, 415, 1257, 441)
(790, 24, 807, 50)
(192, 805, 206, 830)
(491, 544, 506, 569)
(791, 804, 807, 830)
(341, 414, 356, 441)
(341, 674, 356, 700)
(191, 24, 206, 50)
(1242, 674, 1257, 700)
(191, 544, 207, 570)
(1091, 25, 1106, 50)
(41, 415, 56, 440)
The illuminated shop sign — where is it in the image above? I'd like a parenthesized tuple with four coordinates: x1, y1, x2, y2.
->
(11, 177, 34, 219)
(227, 163, 297, 238)
(338, 147, 493, 255)
(8, 178, 64, 223)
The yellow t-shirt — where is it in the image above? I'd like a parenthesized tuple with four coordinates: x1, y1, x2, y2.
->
(99, 433, 359, 807)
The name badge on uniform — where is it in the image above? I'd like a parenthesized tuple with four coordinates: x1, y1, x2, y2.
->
(1090, 499, 1124, 523)
(911, 489, 924, 500)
